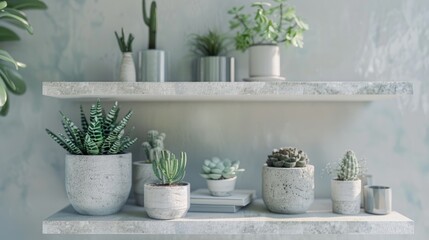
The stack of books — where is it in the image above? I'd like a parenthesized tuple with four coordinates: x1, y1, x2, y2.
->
(189, 189, 256, 213)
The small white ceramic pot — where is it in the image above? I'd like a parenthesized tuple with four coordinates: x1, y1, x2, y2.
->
(249, 45, 284, 80)
(65, 153, 132, 216)
(206, 176, 237, 197)
(197, 56, 235, 82)
(144, 182, 190, 220)
(139, 49, 165, 82)
(132, 161, 158, 206)
(262, 165, 314, 214)
(331, 179, 361, 214)
(119, 52, 136, 82)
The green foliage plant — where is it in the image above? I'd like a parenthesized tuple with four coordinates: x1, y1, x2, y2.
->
(201, 157, 244, 180)
(152, 150, 187, 185)
(142, 130, 165, 163)
(228, 0, 309, 52)
(46, 100, 138, 155)
(0, 0, 47, 116)
(266, 147, 309, 168)
(115, 28, 135, 53)
(190, 30, 229, 57)
(142, 0, 157, 49)
(336, 150, 361, 181)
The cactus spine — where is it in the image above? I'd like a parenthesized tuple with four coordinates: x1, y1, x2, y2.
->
(142, 0, 157, 49)
(152, 150, 187, 185)
(337, 150, 360, 181)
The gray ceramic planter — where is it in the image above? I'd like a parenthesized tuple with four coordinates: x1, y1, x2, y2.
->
(197, 56, 235, 82)
(262, 165, 314, 214)
(65, 153, 132, 216)
(132, 161, 158, 206)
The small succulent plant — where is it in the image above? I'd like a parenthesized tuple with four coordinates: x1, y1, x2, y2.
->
(142, 130, 166, 163)
(152, 150, 187, 185)
(142, 0, 157, 49)
(337, 150, 361, 181)
(115, 28, 135, 53)
(201, 157, 245, 180)
(46, 100, 137, 155)
(266, 147, 309, 168)
(190, 30, 229, 57)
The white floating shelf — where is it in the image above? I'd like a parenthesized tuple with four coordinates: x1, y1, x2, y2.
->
(43, 199, 414, 235)
(42, 81, 413, 102)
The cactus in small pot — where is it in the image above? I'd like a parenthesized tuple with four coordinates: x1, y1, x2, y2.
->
(142, 0, 157, 50)
(142, 130, 166, 163)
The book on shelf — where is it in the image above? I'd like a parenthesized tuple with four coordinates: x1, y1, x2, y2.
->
(189, 204, 242, 213)
(190, 189, 256, 206)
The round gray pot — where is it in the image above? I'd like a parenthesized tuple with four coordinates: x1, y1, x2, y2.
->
(206, 176, 237, 197)
(197, 56, 235, 82)
(144, 182, 190, 220)
(65, 153, 132, 216)
(132, 161, 158, 206)
(262, 165, 314, 214)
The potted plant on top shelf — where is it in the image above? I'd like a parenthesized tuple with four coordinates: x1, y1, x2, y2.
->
(190, 30, 235, 82)
(46, 100, 137, 216)
(228, 0, 308, 82)
(115, 28, 136, 82)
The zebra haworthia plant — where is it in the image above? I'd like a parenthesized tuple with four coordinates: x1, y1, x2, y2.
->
(46, 100, 138, 155)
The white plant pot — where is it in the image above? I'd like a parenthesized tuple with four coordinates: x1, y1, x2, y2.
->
(197, 56, 235, 82)
(132, 161, 158, 206)
(206, 176, 237, 197)
(246, 45, 285, 81)
(331, 179, 361, 214)
(262, 165, 314, 214)
(119, 52, 136, 82)
(144, 183, 190, 220)
(65, 153, 132, 216)
(139, 50, 165, 82)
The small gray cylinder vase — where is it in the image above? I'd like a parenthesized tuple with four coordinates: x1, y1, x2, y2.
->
(139, 50, 165, 82)
(262, 165, 314, 214)
(132, 161, 158, 206)
(197, 56, 235, 82)
(65, 153, 132, 216)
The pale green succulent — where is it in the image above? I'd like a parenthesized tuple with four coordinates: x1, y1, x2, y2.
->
(142, 130, 165, 163)
(152, 150, 187, 185)
(337, 150, 360, 181)
(266, 147, 309, 168)
(201, 157, 245, 180)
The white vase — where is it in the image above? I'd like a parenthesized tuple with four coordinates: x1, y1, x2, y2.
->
(119, 52, 136, 82)
(206, 176, 237, 197)
(144, 183, 190, 220)
(246, 45, 285, 81)
(331, 179, 361, 214)
(132, 161, 158, 206)
(139, 50, 165, 82)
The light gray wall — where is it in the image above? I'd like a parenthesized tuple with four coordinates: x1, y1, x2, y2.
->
(0, 0, 427, 240)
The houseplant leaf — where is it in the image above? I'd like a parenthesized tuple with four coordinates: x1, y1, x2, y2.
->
(0, 9, 33, 34)
(0, 78, 8, 108)
(0, 66, 26, 95)
(7, 0, 47, 10)
(0, 26, 20, 41)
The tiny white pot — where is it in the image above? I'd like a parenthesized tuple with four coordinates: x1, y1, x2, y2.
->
(119, 52, 136, 82)
(206, 176, 237, 197)
(139, 50, 165, 82)
(331, 179, 361, 214)
(144, 183, 190, 220)
(247, 45, 285, 81)
(132, 161, 158, 206)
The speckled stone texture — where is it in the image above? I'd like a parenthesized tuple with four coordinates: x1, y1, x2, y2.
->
(65, 153, 132, 216)
(207, 176, 237, 196)
(331, 180, 361, 215)
(262, 165, 314, 214)
(132, 161, 158, 206)
(144, 183, 190, 220)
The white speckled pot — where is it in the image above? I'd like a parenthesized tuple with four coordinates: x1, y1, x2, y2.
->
(331, 179, 361, 215)
(262, 165, 314, 214)
(144, 183, 190, 220)
(119, 52, 136, 82)
(65, 153, 132, 216)
(132, 161, 158, 206)
(206, 176, 237, 197)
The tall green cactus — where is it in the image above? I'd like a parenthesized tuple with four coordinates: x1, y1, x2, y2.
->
(337, 150, 360, 181)
(152, 150, 187, 185)
(142, 130, 165, 163)
(142, 0, 157, 49)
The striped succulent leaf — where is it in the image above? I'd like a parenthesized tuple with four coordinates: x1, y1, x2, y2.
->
(59, 133, 83, 155)
(80, 105, 89, 133)
(101, 110, 133, 154)
(108, 139, 122, 155)
(60, 111, 84, 151)
(88, 116, 103, 148)
(84, 134, 99, 155)
(103, 102, 119, 136)
(46, 129, 73, 153)
(89, 100, 103, 128)
(121, 137, 138, 153)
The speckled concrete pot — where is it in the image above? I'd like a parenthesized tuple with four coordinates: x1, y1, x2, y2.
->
(262, 165, 314, 214)
(206, 176, 237, 197)
(144, 183, 190, 220)
(65, 153, 132, 216)
(132, 161, 158, 206)
(331, 179, 361, 215)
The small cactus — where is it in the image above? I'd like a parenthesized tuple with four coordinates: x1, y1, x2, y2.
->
(142, 0, 157, 49)
(152, 150, 187, 185)
(142, 130, 165, 163)
(266, 147, 309, 168)
(201, 157, 244, 180)
(337, 150, 360, 181)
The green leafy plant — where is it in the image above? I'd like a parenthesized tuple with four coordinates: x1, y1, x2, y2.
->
(266, 147, 309, 168)
(0, 0, 47, 116)
(228, 0, 308, 52)
(201, 157, 244, 180)
(142, 130, 166, 163)
(190, 30, 229, 57)
(142, 0, 157, 49)
(46, 100, 138, 155)
(152, 150, 187, 185)
(115, 28, 135, 53)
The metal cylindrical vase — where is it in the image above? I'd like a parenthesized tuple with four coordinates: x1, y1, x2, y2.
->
(364, 186, 392, 215)
(132, 161, 158, 206)
(139, 50, 165, 82)
(197, 56, 235, 82)
(359, 174, 373, 208)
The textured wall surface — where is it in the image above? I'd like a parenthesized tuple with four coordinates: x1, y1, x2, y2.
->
(0, 0, 427, 240)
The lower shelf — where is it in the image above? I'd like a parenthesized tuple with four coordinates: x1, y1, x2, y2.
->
(42, 199, 414, 235)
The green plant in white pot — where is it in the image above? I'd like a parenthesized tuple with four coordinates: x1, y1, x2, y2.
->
(201, 157, 244, 197)
(190, 30, 234, 82)
(46, 100, 137, 216)
(115, 28, 136, 82)
(228, 0, 308, 81)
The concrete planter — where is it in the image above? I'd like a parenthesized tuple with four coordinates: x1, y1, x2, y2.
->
(206, 176, 237, 197)
(132, 161, 158, 206)
(197, 56, 235, 82)
(331, 179, 361, 214)
(262, 165, 314, 214)
(144, 182, 190, 220)
(65, 153, 132, 216)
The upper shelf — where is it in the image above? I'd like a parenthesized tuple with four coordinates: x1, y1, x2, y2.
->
(42, 81, 414, 102)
